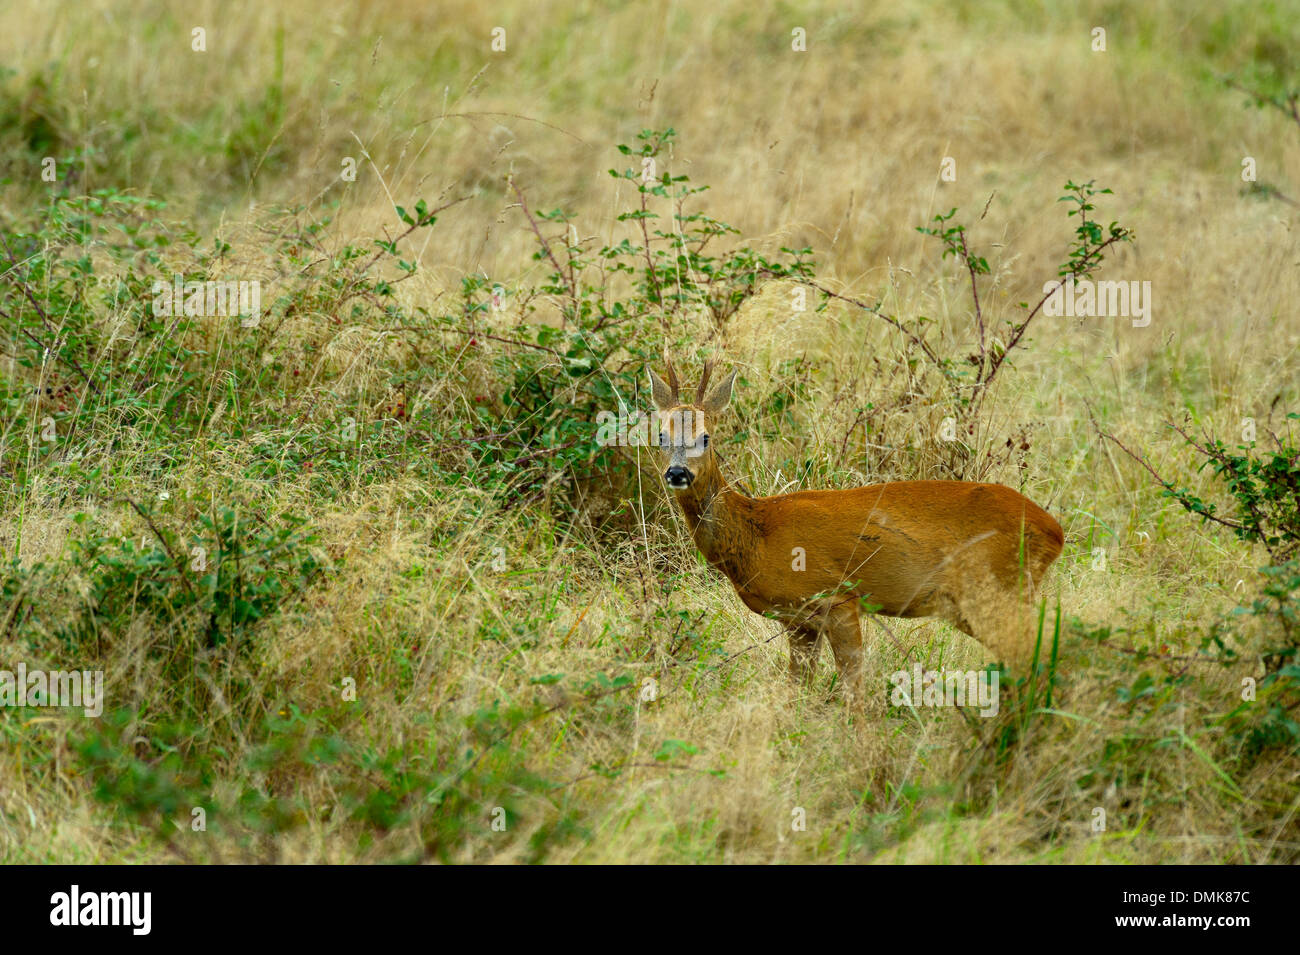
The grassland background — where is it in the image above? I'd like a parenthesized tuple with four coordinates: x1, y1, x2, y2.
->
(1, 0, 1299, 862)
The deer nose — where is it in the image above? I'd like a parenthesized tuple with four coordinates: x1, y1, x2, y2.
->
(665, 466, 693, 487)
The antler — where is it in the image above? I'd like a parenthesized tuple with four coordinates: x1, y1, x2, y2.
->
(696, 359, 715, 404)
(662, 353, 681, 404)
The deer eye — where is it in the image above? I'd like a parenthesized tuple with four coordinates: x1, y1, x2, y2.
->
(658, 432, 669, 448)
(700, 434, 710, 449)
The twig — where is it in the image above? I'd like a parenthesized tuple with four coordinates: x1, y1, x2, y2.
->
(122, 497, 198, 600)
(765, 272, 944, 368)
(383, 324, 564, 358)
(1092, 418, 1247, 535)
(958, 230, 985, 380)
(0, 237, 102, 395)
(507, 177, 578, 301)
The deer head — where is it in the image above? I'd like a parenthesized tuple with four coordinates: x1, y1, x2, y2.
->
(647, 359, 737, 490)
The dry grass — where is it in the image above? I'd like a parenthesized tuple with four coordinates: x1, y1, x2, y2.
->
(1, 0, 1299, 863)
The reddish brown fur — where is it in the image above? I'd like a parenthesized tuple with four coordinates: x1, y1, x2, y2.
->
(650, 361, 1065, 712)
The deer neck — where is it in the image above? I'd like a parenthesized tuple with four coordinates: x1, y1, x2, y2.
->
(674, 453, 756, 582)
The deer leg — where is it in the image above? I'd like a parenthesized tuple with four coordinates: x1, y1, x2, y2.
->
(824, 602, 868, 713)
(826, 602, 889, 766)
(787, 627, 820, 687)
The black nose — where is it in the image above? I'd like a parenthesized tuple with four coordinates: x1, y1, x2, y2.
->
(665, 466, 693, 487)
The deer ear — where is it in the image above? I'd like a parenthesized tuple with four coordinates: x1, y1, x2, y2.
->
(648, 368, 675, 410)
(701, 369, 737, 416)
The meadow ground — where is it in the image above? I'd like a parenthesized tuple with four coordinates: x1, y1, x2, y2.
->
(1, 0, 1298, 863)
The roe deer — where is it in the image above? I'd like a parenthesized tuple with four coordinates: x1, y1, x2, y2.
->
(649, 359, 1064, 712)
